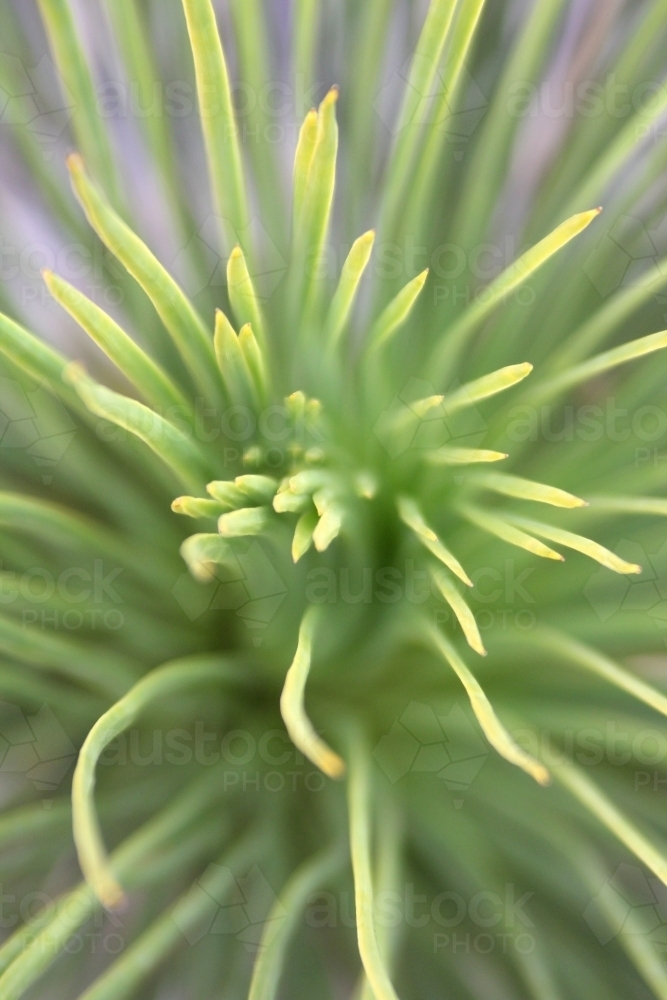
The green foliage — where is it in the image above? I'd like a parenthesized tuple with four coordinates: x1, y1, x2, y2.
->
(1, 1, 667, 997)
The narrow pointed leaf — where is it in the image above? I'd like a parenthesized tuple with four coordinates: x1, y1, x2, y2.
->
(72, 659, 236, 908)
(459, 504, 564, 561)
(429, 210, 602, 380)
(37, 0, 122, 208)
(80, 833, 261, 1000)
(586, 496, 667, 517)
(292, 508, 318, 562)
(429, 626, 550, 785)
(214, 309, 257, 406)
(181, 0, 250, 248)
(64, 364, 211, 493)
(0, 612, 136, 698)
(206, 480, 248, 507)
(44, 270, 188, 413)
(531, 629, 667, 720)
(0, 312, 80, 412)
(313, 504, 344, 552)
(227, 246, 268, 348)
(427, 448, 508, 466)
(532, 329, 667, 403)
(550, 759, 667, 885)
(293, 109, 319, 228)
(294, 0, 320, 98)
(181, 533, 235, 580)
(547, 254, 667, 373)
(239, 323, 269, 399)
(367, 269, 429, 352)
(325, 230, 376, 348)
(471, 471, 587, 508)
(430, 568, 486, 656)
(444, 363, 533, 413)
(67, 155, 223, 404)
(380, 0, 458, 237)
(235, 475, 278, 503)
(346, 722, 401, 1000)
(274, 491, 310, 514)
(171, 497, 227, 519)
(305, 87, 339, 247)
(503, 513, 642, 574)
(248, 845, 343, 1000)
(398, 496, 472, 586)
(280, 608, 345, 778)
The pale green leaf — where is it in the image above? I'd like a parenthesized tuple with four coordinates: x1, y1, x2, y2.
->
(367, 269, 429, 352)
(280, 607, 345, 778)
(429, 209, 602, 381)
(67, 154, 223, 405)
(64, 363, 211, 493)
(181, 0, 250, 248)
(44, 269, 188, 414)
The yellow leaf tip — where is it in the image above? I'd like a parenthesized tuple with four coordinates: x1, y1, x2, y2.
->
(97, 878, 127, 912)
(66, 151, 84, 172)
(323, 753, 346, 779)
